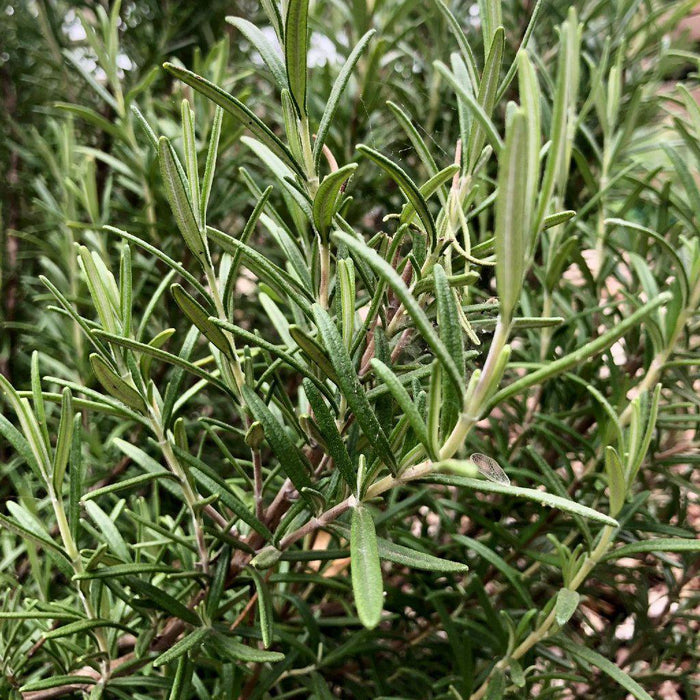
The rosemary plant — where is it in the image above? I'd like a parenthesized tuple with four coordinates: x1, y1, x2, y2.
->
(1, 1, 699, 698)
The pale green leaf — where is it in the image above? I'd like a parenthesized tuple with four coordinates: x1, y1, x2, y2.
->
(555, 588, 580, 626)
(351, 505, 383, 629)
(424, 474, 619, 526)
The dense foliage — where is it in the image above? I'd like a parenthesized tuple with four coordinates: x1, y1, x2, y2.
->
(1, 1, 699, 698)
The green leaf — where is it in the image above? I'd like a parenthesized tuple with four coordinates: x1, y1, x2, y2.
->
(158, 137, 208, 267)
(335, 524, 467, 572)
(604, 446, 625, 517)
(434, 61, 503, 160)
(119, 244, 133, 337)
(246, 565, 274, 648)
(303, 379, 355, 489)
(517, 50, 541, 241)
(171, 284, 231, 356)
(73, 564, 178, 580)
(260, 0, 284, 41)
(428, 369, 445, 452)
(478, 0, 502, 57)
(555, 588, 580, 626)
(535, 8, 580, 229)
(127, 577, 201, 626)
(69, 415, 84, 541)
(40, 276, 112, 359)
(543, 210, 576, 229)
(284, 0, 309, 116)
(7, 501, 51, 544)
(21, 676, 97, 692)
(201, 106, 224, 218)
(140, 328, 176, 378)
(89, 354, 146, 413)
(30, 351, 49, 450)
(387, 101, 439, 179)
(453, 534, 532, 606)
(169, 656, 193, 700)
(173, 445, 273, 539)
(207, 225, 313, 310)
(240, 136, 313, 221)
(628, 383, 662, 484)
(350, 504, 383, 629)
(557, 637, 653, 700)
(370, 359, 431, 458)
(356, 145, 436, 246)
(424, 474, 619, 526)
(289, 325, 340, 386)
(208, 631, 285, 663)
(486, 293, 671, 410)
(434, 264, 465, 434)
(604, 538, 700, 560)
(0, 611, 81, 620)
(84, 500, 131, 562)
(333, 231, 465, 396)
(163, 63, 304, 178)
(494, 109, 528, 321)
(81, 472, 179, 503)
(249, 545, 282, 570)
(0, 413, 42, 479)
(93, 332, 232, 398)
(212, 318, 336, 406)
(241, 385, 313, 500)
(434, 0, 479, 89)
(104, 226, 209, 299)
(44, 618, 135, 640)
(314, 29, 375, 169)
(206, 546, 231, 617)
(52, 388, 74, 492)
(484, 669, 506, 700)
(54, 102, 122, 137)
(282, 88, 305, 164)
(470, 25, 505, 166)
(377, 538, 467, 573)
(337, 258, 356, 349)
(313, 163, 358, 242)
(153, 627, 210, 667)
(0, 512, 68, 560)
(76, 247, 119, 337)
(181, 100, 201, 226)
(400, 164, 460, 225)
(227, 186, 273, 291)
(664, 143, 700, 219)
(312, 304, 397, 472)
(226, 17, 287, 91)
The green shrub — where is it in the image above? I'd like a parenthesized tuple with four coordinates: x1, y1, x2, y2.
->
(1, 1, 699, 698)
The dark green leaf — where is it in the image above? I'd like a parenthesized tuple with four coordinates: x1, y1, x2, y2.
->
(313, 163, 358, 242)
(312, 304, 397, 472)
(314, 30, 375, 169)
(153, 627, 210, 667)
(333, 231, 465, 396)
(241, 385, 313, 500)
(163, 63, 304, 177)
(356, 145, 436, 246)
(303, 379, 355, 489)
(171, 284, 231, 356)
(284, 0, 309, 116)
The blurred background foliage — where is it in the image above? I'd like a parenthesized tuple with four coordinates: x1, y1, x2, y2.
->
(0, 0, 699, 698)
